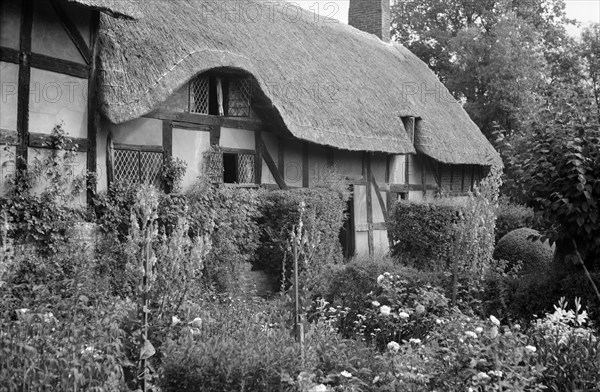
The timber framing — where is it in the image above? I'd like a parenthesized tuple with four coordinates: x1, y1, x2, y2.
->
(146, 110, 263, 131)
(87, 12, 100, 201)
(29, 132, 88, 152)
(16, 0, 33, 170)
(49, 0, 91, 65)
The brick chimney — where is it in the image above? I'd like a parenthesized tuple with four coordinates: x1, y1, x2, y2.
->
(348, 0, 391, 42)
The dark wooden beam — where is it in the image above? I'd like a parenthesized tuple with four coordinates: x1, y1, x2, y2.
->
(259, 139, 287, 190)
(420, 156, 427, 196)
(219, 147, 255, 155)
(302, 142, 309, 187)
(390, 183, 439, 193)
(16, 0, 33, 171)
(365, 153, 374, 256)
(113, 143, 163, 153)
(461, 165, 466, 193)
(470, 165, 475, 191)
(146, 109, 263, 131)
(370, 170, 389, 223)
(86, 11, 100, 203)
(209, 125, 220, 146)
(49, 0, 91, 65)
(162, 120, 173, 192)
(106, 131, 114, 187)
(0, 46, 20, 64)
(30, 53, 89, 79)
(254, 131, 262, 185)
(170, 121, 210, 132)
(449, 165, 454, 192)
(355, 222, 387, 232)
(28, 132, 88, 152)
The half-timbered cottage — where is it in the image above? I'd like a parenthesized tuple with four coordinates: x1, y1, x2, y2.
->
(0, 0, 501, 257)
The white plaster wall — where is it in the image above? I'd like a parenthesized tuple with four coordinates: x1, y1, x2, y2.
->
(111, 117, 162, 146)
(371, 153, 387, 183)
(31, 0, 87, 64)
(29, 68, 88, 137)
(282, 139, 302, 187)
(332, 149, 362, 180)
(220, 127, 255, 150)
(389, 155, 406, 184)
(172, 128, 211, 191)
(0, 62, 19, 132)
(0, 0, 20, 50)
(307, 144, 327, 187)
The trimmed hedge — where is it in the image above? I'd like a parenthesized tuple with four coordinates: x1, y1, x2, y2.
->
(495, 198, 536, 243)
(493, 228, 554, 273)
(254, 187, 346, 283)
(389, 200, 462, 270)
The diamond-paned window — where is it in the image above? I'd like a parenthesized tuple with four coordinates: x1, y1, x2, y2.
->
(114, 148, 163, 188)
(190, 74, 210, 114)
(227, 77, 252, 117)
(207, 149, 223, 184)
(237, 153, 255, 183)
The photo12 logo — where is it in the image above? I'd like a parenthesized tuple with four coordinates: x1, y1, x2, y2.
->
(197, 1, 341, 24)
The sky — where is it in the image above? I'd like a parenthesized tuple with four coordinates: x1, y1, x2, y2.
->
(294, 0, 600, 36)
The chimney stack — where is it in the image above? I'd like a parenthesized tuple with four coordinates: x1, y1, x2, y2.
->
(348, 0, 391, 42)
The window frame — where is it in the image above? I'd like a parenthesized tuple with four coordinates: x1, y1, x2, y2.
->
(112, 143, 164, 189)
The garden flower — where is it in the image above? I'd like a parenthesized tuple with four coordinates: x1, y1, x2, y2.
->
(308, 385, 327, 392)
(488, 370, 503, 378)
(415, 304, 425, 314)
(474, 372, 491, 381)
(465, 331, 477, 339)
(387, 341, 400, 352)
(490, 315, 500, 326)
(435, 319, 442, 324)
(525, 345, 537, 353)
(380, 305, 391, 316)
(475, 327, 483, 334)
(489, 326, 498, 339)
(409, 338, 421, 345)
(377, 275, 385, 286)
(189, 317, 203, 328)
(340, 370, 352, 378)
(371, 300, 381, 307)
(398, 311, 409, 319)
(172, 316, 181, 326)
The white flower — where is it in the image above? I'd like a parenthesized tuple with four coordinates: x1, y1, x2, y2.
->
(377, 275, 385, 286)
(525, 345, 537, 354)
(171, 316, 181, 326)
(436, 319, 442, 324)
(490, 315, 500, 326)
(488, 370, 503, 378)
(415, 304, 425, 314)
(398, 311, 409, 319)
(474, 372, 490, 381)
(189, 317, 202, 328)
(340, 370, 352, 378)
(372, 376, 380, 384)
(409, 338, 421, 345)
(465, 331, 477, 339)
(387, 341, 400, 352)
(475, 327, 483, 334)
(380, 305, 391, 316)
(308, 385, 327, 392)
(371, 301, 381, 307)
(489, 326, 498, 339)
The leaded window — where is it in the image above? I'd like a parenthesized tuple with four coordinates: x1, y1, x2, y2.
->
(114, 147, 163, 188)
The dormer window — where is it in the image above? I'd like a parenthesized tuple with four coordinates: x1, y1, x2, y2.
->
(188, 72, 253, 117)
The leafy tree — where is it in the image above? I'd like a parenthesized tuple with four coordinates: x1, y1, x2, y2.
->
(391, 0, 577, 138)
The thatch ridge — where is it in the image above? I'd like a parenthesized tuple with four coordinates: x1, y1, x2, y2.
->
(67, 0, 141, 19)
(97, 0, 500, 165)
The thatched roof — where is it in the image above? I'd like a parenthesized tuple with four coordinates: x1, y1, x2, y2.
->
(97, 0, 500, 166)
(67, 0, 141, 19)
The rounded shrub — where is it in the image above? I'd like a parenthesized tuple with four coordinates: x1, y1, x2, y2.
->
(493, 228, 554, 272)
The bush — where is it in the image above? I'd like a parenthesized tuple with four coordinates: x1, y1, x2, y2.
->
(159, 297, 301, 392)
(493, 228, 554, 272)
(0, 240, 129, 391)
(389, 200, 462, 270)
(255, 187, 346, 285)
(186, 179, 262, 293)
(495, 197, 536, 243)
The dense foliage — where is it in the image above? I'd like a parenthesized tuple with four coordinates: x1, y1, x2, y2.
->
(255, 187, 346, 283)
(389, 200, 461, 270)
(493, 228, 554, 272)
(495, 197, 537, 243)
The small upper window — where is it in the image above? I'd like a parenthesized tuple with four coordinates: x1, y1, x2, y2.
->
(188, 73, 253, 117)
